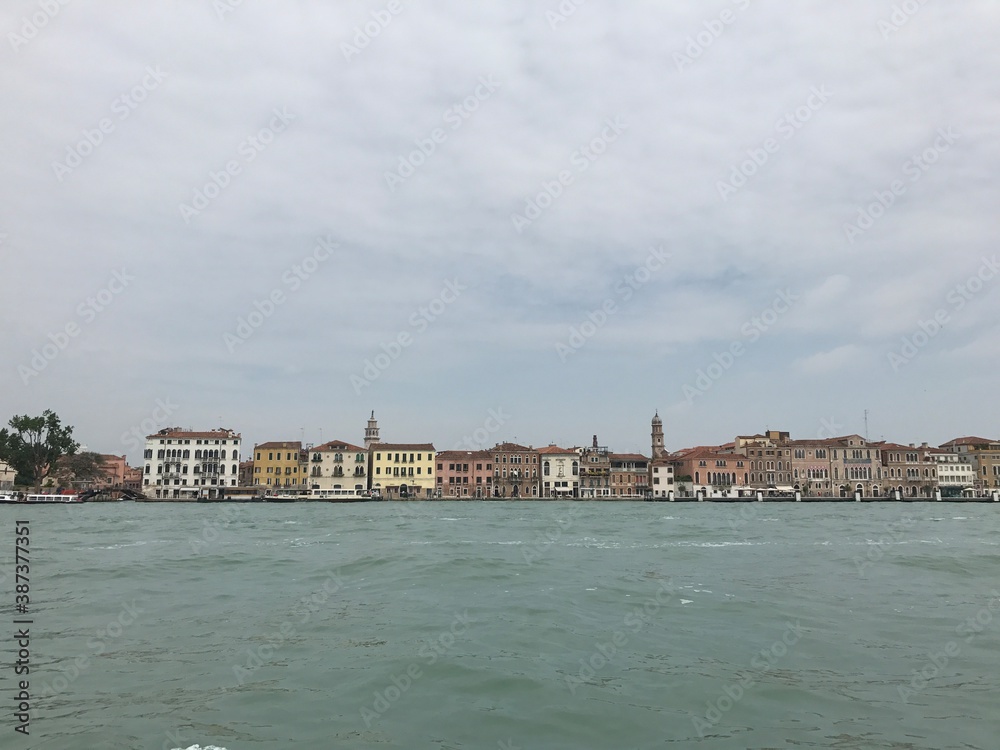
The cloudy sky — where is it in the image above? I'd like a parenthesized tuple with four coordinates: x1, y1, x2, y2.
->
(2, 0, 998, 463)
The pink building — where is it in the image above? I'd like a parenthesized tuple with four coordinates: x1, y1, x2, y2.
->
(435, 451, 493, 498)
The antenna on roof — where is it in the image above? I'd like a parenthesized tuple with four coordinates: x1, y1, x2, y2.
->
(864, 409, 869, 442)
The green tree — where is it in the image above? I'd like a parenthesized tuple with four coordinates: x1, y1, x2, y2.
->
(0, 410, 79, 485)
(53, 451, 107, 486)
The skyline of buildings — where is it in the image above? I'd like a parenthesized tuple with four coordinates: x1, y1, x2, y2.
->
(102, 413, 1000, 500)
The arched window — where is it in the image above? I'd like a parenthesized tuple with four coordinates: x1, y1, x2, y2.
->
(543, 461, 550, 476)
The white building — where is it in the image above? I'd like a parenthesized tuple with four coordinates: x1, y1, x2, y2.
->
(649, 458, 675, 498)
(143, 428, 241, 499)
(308, 440, 367, 493)
(930, 450, 976, 495)
(0, 460, 16, 489)
(538, 445, 580, 497)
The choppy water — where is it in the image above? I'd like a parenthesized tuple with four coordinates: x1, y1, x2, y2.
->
(6, 501, 1000, 749)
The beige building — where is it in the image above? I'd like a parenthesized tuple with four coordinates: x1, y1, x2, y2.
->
(308, 440, 367, 493)
(253, 441, 307, 489)
(929, 450, 976, 496)
(875, 442, 939, 498)
(538, 445, 579, 497)
(648, 458, 675, 498)
(369, 443, 435, 498)
(0, 460, 16, 489)
(579, 436, 612, 498)
(610, 453, 649, 498)
(941, 436, 1000, 492)
(489, 442, 539, 498)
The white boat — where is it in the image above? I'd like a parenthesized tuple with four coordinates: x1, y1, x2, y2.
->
(0, 492, 82, 504)
(309, 488, 372, 502)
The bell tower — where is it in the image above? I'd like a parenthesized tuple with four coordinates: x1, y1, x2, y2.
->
(651, 411, 664, 459)
(364, 411, 381, 450)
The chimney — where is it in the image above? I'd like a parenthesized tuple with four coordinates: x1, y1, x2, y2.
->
(593, 435, 598, 448)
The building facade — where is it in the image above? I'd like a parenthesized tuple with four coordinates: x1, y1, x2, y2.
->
(489, 443, 540, 498)
(253, 441, 307, 489)
(941, 437, 1000, 491)
(876, 442, 939, 498)
(0, 460, 16, 489)
(610, 453, 649, 497)
(369, 443, 436, 498)
(671, 447, 750, 496)
(308, 440, 367, 493)
(930, 450, 977, 496)
(649, 458, 675, 498)
(579, 436, 612, 498)
(143, 428, 242, 499)
(538, 445, 579, 497)
(435, 450, 493, 497)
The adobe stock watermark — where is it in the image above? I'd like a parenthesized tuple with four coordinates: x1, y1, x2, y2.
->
(522, 503, 584, 565)
(341, 0, 403, 62)
(555, 245, 671, 362)
(213, 0, 244, 21)
(673, 0, 752, 71)
(510, 116, 627, 233)
(565, 579, 677, 694)
(37, 599, 144, 700)
(361, 610, 472, 727)
(886, 254, 999, 371)
(179, 107, 296, 223)
(8, 0, 70, 53)
(121, 398, 181, 453)
(350, 278, 466, 394)
(844, 128, 959, 244)
(547, 0, 587, 29)
(19, 268, 135, 385)
(385, 75, 500, 192)
(878, 0, 932, 40)
(52, 66, 168, 182)
(853, 515, 915, 575)
(717, 86, 832, 201)
(683, 289, 799, 404)
(693, 620, 805, 737)
(223, 235, 338, 353)
(228, 570, 346, 688)
(453, 408, 511, 451)
(898, 592, 1000, 703)
(190, 504, 246, 555)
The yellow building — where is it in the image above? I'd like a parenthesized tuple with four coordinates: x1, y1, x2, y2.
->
(253, 441, 307, 489)
(369, 443, 435, 498)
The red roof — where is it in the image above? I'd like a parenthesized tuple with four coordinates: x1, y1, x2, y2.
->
(537, 445, 577, 455)
(148, 429, 240, 440)
(311, 440, 365, 453)
(436, 450, 491, 460)
(941, 436, 998, 447)
(255, 441, 303, 450)
(374, 443, 435, 451)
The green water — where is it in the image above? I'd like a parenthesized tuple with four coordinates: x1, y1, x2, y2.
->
(4, 501, 999, 749)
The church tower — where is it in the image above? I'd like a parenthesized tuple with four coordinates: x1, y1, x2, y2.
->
(364, 411, 381, 449)
(651, 411, 664, 459)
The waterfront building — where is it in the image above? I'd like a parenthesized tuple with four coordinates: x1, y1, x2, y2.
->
(941, 436, 1000, 491)
(253, 441, 307, 489)
(579, 436, 612, 498)
(538, 445, 579, 497)
(670, 447, 749, 496)
(489, 442, 540, 498)
(364, 411, 381, 450)
(785, 440, 835, 495)
(823, 435, 883, 496)
(435, 450, 493, 498)
(651, 412, 665, 459)
(124, 465, 143, 491)
(0, 459, 16, 489)
(238, 460, 254, 486)
(610, 453, 649, 497)
(369, 443, 436, 498)
(929, 450, 977, 496)
(143, 427, 241, 499)
(874, 442, 939, 498)
(736, 432, 795, 491)
(308, 440, 367, 493)
(649, 458, 675, 498)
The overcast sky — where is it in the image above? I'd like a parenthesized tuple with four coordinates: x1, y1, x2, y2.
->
(2, 1, 998, 463)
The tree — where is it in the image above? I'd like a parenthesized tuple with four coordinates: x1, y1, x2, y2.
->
(0, 411, 79, 486)
(53, 451, 107, 487)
